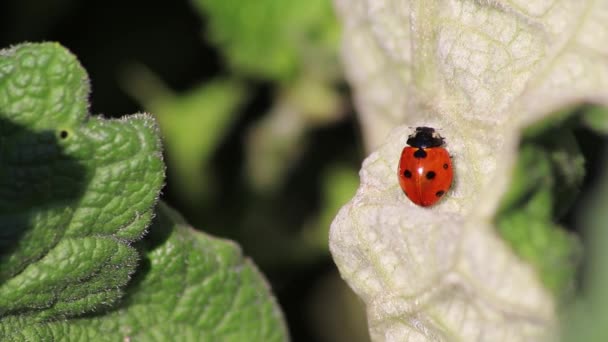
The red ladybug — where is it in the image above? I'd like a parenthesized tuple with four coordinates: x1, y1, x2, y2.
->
(398, 127, 453, 207)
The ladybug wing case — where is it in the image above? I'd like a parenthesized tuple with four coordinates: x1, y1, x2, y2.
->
(398, 147, 453, 207)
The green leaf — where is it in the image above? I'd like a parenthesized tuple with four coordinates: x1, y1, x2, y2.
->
(0, 42, 164, 321)
(2, 203, 289, 341)
(192, 0, 340, 82)
(0, 43, 286, 340)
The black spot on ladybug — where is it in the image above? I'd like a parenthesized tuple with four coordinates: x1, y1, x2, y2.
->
(435, 190, 445, 197)
(426, 171, 436, 180)
(404, 170, 412, 178)
(443, 163, 448, 169)
(413, 149, 427, 159)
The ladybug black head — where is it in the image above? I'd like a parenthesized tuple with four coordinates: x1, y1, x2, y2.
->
(406, 126, 444, 148)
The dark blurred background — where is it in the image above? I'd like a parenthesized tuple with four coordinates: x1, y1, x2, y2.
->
(0, 1, 370, 341)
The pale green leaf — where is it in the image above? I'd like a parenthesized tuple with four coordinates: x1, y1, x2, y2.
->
(331, 1, 608, 340)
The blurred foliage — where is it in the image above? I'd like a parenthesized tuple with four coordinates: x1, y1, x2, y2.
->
(496, 116, 584, 296)
(581, 105, 608, 134)
(234, 164, 359, 269)
(191, 0, 345, 192)
(246, 77, 344, 191)
(303, 165, 359, 253)
(189, 0, 346, 194)
(191, 0, 340, 82)
(123, 65, 246, 204)
(562, 148, 608, 341)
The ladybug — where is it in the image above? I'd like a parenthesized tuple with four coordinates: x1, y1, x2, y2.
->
(398, 126, 453, 207)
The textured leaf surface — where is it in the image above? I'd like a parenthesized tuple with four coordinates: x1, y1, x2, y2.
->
(330, 0, 608, 341)
(0, 42, 164, 326)
(0, 43, 287, 341)
(2, 203, 288, 341)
